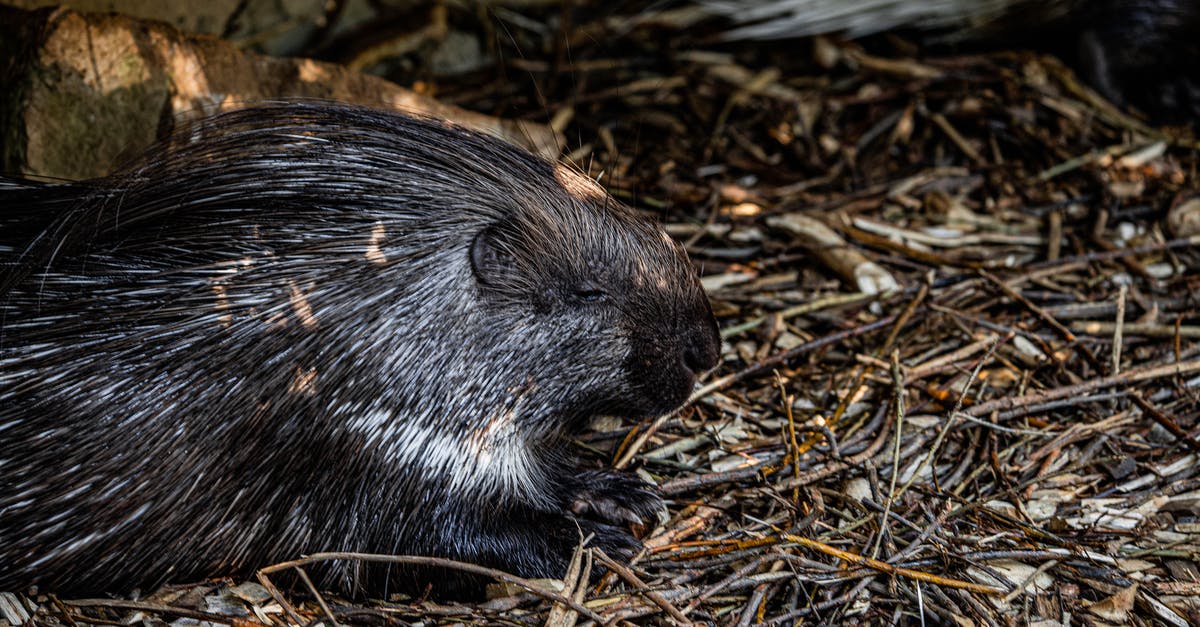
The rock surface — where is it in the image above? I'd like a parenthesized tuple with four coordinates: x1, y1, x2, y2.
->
(0, 5, 560, 180)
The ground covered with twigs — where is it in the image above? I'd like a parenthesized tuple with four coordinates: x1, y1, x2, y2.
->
(10, 3, 1200, 626)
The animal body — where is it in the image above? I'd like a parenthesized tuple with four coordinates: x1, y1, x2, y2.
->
(0, 102, 721, 596)
(700, 0, 1200, 123)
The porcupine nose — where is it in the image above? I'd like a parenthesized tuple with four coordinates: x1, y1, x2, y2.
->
(681, 297, 721, 375)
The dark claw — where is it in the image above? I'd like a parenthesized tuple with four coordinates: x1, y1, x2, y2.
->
(577, 518, 642, 562)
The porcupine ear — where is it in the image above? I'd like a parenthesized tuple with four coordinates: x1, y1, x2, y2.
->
(470, 220, 521, 289)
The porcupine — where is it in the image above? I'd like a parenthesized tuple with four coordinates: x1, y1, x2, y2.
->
(700, 0, 1200, 123)
(0, 101, 722, 596)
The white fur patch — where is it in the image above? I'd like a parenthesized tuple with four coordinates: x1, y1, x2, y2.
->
(346, 406, 547, 506)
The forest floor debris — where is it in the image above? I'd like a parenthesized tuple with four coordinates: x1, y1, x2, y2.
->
(8, 2, 1199, 625)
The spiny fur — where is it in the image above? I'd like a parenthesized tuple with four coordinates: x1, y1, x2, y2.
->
(0, 102, 721, 596)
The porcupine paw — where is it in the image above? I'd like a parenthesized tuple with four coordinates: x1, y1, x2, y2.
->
(575, 518, 643, 563)
(565, 468, 664, 531)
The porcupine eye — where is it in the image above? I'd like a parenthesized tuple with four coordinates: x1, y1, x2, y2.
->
(573, 285, 606, 303)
